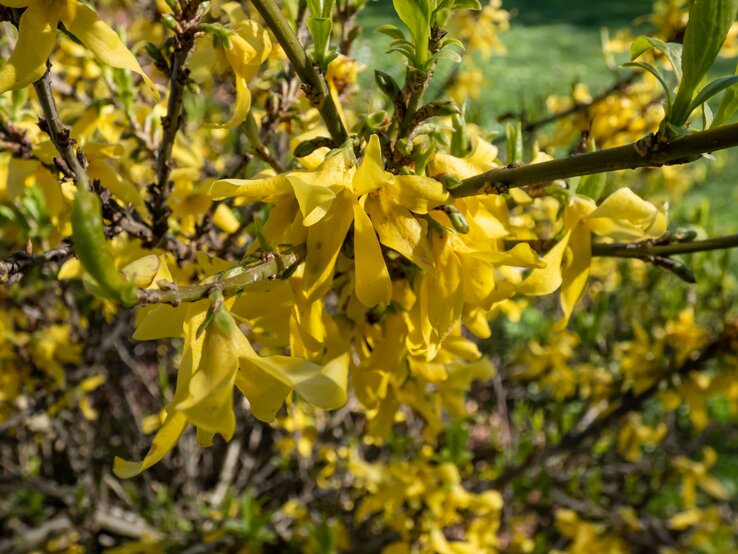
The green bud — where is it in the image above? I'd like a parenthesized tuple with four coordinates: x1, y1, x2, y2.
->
(375, 70, 401, 101)
(161, 14, 178, 32)
(439, 205, 469, 234)
(436, 173, 463, 191)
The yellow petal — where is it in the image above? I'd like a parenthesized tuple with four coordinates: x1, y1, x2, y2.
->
(121, 255, 161, 288)
(300, 191, 353, 301)
(364, 191, 434, 272)
(516, 231, 571, 296)
(245, 353, 350, 410)
(388, 175, 449, 214)
(212, 203, 240, 233)
(0, 1, 31, 7)
(205, 74, 251, 128)
(555, 224, 591, 330)
(176, 310, 240, 440)
(484, 243, 546, 268)
(133, 304, 189, 340)
(287, 173, 337, 226)
(209, 174, 291, 200)
(64, 1, 159, 99)
(352, 134, 390, 195)
(235, 362, 291, 422)
(113, 412, 188, 478)
(0, 5, 57, 94)
(586, 188, 667, 240)
(353, 199, 392, 307)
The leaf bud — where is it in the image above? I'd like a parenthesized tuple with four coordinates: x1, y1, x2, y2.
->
(374, 70, 401, 101)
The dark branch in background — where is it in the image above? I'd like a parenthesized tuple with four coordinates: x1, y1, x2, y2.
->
(452, 121, 738, 197)
(485, 333, 732, 489)
(497, 73, 640, 137)
(250, 0, 348, 146)
(33, 67, 91, 192)
(148, 1, 204, 247)
(0, 243, 73, 285)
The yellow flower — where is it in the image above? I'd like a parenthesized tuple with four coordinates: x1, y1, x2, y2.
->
(0, 0, 157, 98)
(191, 20, 271, 128)
(211, 135, 448, 307)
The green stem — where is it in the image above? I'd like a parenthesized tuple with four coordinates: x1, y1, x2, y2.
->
(136, 247, 304, 305)
(506, 234, 738, 259)
(453, 121, 738, 197)
(250, 0, 348, 145)
(592, 234, 738, 258)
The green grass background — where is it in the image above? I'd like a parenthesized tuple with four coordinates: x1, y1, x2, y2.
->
(354, 0, 738, 235)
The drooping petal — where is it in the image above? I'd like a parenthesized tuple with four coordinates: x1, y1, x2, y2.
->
(300, 191, 353, 302)
(516, 231, 571, 296)
(555, 224, 591, 330)
(0, 5, 57, 94)
(585, 187, 667, 240)
(235, 361, 291, 422)
(353, 198, 392, 307)
(365, 191, 434, 272)
(206, 74, 251, 129)
(0, 1, 31, 7)
(113, 411, 188, 478)
(209, 174, 291, 200)
(64, 0, 159, 99)
(175, 308, 240, 440)
(244, 353, 350, 410)
(287, 173, 337, 226)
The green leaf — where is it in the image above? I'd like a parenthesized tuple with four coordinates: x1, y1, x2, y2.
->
(712, 64, 738, 127)
(672, 0, 738, 125)
(453, 0, 482, 9)
(623, 61, 673, 112)
(690, 75, 738, 115)
(307, 17, 333, 63)
(506, 121, 523, 164)
(434, 45, 462, 63)
(682, 0, 737, 91)
(629, 35, 683, 82)
(376, 24, 406, 41)
(392, 0, 432, 66)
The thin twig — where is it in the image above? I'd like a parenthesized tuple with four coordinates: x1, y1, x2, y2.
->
(486, 335, 730, 488)
(149, 1, 204, 245)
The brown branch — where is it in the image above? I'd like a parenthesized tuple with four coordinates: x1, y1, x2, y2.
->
(148, 1, 204, 246)
(486, 334, 732, 489)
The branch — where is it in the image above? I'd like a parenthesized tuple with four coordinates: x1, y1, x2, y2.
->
(507, 233, 738, 259)
(593, 234, 738, 258)
(0, 243, 73, 285)
(486, 334, 731, 488)
(452, 122, 738, 197)
(250, 0, 348, 145)
(499, 73, 640, 136)
(135, 247, 303, 305)
(33, 68, 91, 191)
(149, 1, 204, 245)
